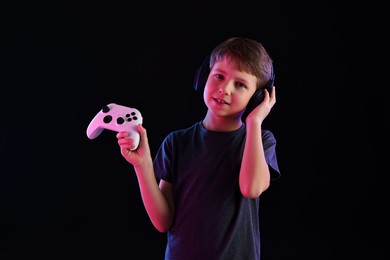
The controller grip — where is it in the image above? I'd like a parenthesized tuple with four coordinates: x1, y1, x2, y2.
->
(86, 124, 103, 140)
(129, 131, 141, 151)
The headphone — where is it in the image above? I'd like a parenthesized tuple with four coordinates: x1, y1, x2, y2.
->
(193, 55, 275, 120)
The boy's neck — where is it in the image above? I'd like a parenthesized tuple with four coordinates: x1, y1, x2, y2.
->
(202, 111, 243, 132)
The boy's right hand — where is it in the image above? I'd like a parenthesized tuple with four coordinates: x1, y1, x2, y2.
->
(116, 124, 152, 168)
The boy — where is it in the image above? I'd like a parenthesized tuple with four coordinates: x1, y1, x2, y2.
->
(117, 37, 280, 259)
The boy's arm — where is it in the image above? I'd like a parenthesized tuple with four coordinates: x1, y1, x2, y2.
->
(239, 120, 270, 198)
(239, 86, 276, 198)
(117, 125, 175, 232)
(133, 162, 175, 233)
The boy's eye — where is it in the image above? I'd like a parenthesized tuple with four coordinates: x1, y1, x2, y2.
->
(212, 74, 247, 89)
(235, 82, 246, 88)
(215, 74, 224, 80)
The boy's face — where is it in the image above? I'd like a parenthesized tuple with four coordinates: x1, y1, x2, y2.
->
(204, 57, 258, 119)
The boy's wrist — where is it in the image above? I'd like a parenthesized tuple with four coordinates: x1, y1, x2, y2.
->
(134, 158, 154, 174)
(245, 116, 263, 128)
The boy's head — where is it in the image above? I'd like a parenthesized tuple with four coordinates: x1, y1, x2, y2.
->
(193, 37, 275, 120)
(209, 37, 273, 90)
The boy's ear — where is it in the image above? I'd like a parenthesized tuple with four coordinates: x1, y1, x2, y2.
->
(193, 55, 210, 93)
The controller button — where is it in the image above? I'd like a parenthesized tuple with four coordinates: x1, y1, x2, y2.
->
(131, 112, 136, 116)
(125, 114, 131, 118)
(102, 105, 110, 113)
(117, 117, 125, 124)
(103, 115, 112, 123)
(132, 116, 138, 121)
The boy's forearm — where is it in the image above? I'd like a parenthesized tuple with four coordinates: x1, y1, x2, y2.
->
(134, 161, 174, 232)
(239, 121, 270, 198)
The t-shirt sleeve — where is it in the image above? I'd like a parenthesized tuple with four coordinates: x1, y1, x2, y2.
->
(262, 129, 281, 181)
(153, 134, 173, 183)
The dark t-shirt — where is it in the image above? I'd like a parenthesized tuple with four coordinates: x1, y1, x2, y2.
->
(153, 121, 280, 260)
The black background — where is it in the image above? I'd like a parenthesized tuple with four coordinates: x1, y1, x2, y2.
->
(1, 1, 388, 259)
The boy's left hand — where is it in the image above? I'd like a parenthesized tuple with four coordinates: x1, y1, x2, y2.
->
(246, 86, 276, 123)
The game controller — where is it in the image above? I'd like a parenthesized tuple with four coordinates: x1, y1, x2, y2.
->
(87, 103, 143, 150)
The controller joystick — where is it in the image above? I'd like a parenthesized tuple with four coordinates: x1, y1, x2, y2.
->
(87, 103, 143, 150)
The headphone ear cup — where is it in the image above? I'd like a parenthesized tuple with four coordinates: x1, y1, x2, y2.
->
(193, 56, 211, 93)
(242, 65, 275, 120)
(242, 89, 265, 119)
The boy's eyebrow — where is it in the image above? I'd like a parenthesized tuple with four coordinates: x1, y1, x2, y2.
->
(212, 68, 226, 74)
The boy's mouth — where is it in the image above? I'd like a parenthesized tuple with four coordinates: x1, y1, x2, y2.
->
(214, 98, 229, 105)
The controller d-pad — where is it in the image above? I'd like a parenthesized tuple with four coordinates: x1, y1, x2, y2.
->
(103, 115, 112, 123)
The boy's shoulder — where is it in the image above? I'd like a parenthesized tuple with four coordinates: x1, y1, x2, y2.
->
(167, 121, 201, 138)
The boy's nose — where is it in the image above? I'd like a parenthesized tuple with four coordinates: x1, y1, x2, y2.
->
(219, 82, 232, 95)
